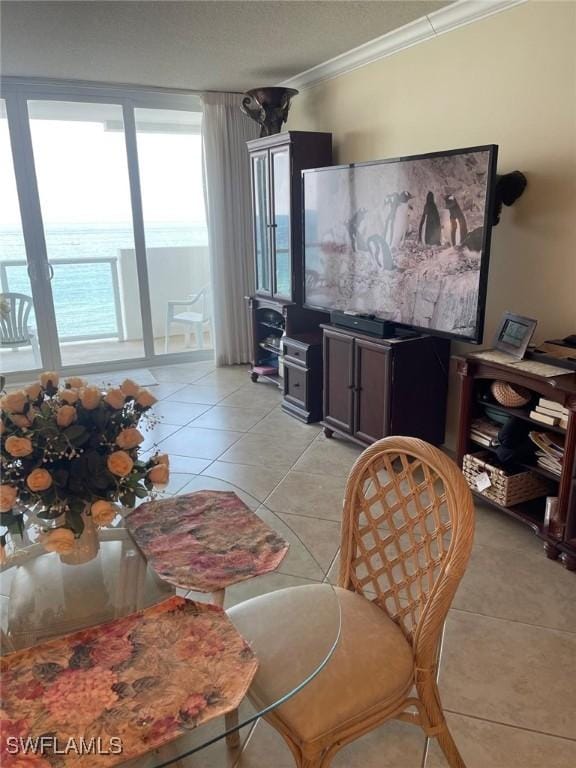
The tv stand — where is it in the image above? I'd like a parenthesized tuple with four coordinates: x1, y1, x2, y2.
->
(320, 325, 450, 446)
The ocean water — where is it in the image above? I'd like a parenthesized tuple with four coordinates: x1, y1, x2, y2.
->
(0, 223, 208, 338)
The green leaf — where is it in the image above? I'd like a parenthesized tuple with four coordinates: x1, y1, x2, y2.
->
(53, 469, 69, 488)
(66, 508, 85, 536)
(87, 452, 104, 474)
(122, 490, 136, 508)
(134, 486, 148, 499)
(69, 498, 86, 516)
(64, 425, 89, 445)
(91, 473, 112, 490)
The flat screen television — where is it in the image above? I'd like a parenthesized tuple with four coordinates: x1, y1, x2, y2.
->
(302, 144, 498, 343)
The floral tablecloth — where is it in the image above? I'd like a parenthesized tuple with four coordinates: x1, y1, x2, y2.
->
(125, 491, 289, 592)
(0, 596, 258, 767)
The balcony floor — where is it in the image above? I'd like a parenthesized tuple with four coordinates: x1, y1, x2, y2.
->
(0, 331, 212, 375)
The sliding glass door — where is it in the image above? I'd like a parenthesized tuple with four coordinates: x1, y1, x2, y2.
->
(0, 82, 208, 380)
(0, 99, 39, 374)
(28, 100, 146, 367)
(135, 107, 210, 357)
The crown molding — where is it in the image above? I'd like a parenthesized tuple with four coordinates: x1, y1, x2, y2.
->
(280, 0, 526, 91)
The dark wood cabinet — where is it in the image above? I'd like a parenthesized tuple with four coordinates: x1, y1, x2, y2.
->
(282, 333, 323, 423)
(455, 354, 576, 570)
(247, 131, 331, 393)
(247, 131, 332, 305)
(322, 325, 450, 447)
(354, 339, 391, 443)
(323, 329, 355, 434)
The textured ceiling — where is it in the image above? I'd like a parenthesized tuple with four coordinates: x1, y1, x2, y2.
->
(0, 1, 452, 91)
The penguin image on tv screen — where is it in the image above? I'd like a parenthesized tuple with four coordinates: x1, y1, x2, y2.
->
(418, 191, 441, 246)
(444, 195, 468, 246)
(387, 191, 413, 248)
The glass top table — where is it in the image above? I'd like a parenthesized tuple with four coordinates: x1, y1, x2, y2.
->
(0, 494, 342, 767)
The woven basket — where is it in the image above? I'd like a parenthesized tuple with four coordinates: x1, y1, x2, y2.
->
(463, 452, 552, 506)
(490, 380, 532, 408)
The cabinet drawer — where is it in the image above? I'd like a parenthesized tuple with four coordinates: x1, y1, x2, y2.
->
(284, 362, 308, 408)
(283, 338, 309, 366)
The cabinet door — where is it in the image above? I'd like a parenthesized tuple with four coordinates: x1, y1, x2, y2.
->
(284, 361, 308, 409)
(251, 150, 272, 294)
(270, 146, 291, 299)
(323, 330, 354, 434)
(354, 339, 391, 443)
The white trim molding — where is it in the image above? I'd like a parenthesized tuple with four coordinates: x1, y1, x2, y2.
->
(280, 0, 526, 91)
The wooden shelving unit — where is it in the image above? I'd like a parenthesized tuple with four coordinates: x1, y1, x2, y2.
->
(455, 354, 576, 570)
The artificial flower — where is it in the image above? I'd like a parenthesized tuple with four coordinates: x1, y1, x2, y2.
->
(0, 484, 18, 512)
(8, 413, 31, 429)
(1, 390, 27, 413)
(91, 500, 116, 526)
(26, 468, 53, 492)
(148, 463, 169, 486)
(25, 382, 43, 400)
(65, 376, 86, 388)
(56, 404, 76, 428)
(120, 378, 140, 397)
(107, 450, 134, 477)
(5, 435, 33, 457)
(116, 427, 144, 450)
(105, 388, 125, 409)
(154, 452, 170, 467)
(41, 527, 75, 554)
(80, 386, 101, 410)
(136, 389, 157, 408)
(60, 388, 79, 405)
(40, 371, 59, 388)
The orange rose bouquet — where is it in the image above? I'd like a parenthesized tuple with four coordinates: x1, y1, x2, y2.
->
(0, 373, 169, 550)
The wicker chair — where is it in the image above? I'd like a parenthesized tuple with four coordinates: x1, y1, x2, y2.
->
(228, 436, 475, 768)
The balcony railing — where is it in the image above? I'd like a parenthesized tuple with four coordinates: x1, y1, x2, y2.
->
(0, 257, 124, 342)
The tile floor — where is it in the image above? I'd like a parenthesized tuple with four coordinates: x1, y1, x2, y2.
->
(7, 360, 576, 767)
(139, 361, 576, 768)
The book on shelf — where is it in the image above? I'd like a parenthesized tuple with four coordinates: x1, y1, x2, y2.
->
(529, 410, 559, 426)
(470, 418, 501, 447)
(535, 404, 567, 419)
(529, 431, 564, 477)
(538, 397, 569, 415)
(536, 453, 562, 476)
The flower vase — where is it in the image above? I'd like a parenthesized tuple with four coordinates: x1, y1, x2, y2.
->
(60, 511, 100, 566)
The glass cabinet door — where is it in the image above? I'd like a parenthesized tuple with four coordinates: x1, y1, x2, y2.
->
(270, 146, 291, 299)
(251, 151, 271, 294)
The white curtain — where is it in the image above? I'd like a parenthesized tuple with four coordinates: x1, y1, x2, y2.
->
(201, 92, 259, 366)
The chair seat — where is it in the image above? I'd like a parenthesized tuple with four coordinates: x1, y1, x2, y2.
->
(173, 311, 204, 324)
(228, 584, 414, 742)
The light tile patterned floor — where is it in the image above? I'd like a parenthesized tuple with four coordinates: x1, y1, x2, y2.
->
(95, 363, 576, 765)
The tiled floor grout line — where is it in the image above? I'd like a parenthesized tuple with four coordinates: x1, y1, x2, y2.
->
(450, 601, 576, 635)
(447, 605, 576, 637)
(442, 708, 576, 743)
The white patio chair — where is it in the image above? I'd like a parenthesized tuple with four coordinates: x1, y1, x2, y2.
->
(0, 292, 41, 367)
(164, 286, 212, 353)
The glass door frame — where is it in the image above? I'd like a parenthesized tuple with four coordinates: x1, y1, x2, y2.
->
(0, 77, 208, 383)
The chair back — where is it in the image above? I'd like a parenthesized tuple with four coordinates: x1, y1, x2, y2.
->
(339, 436, 474, 671)
(0, 293, 34, 346)
(199, 285, 212, 322)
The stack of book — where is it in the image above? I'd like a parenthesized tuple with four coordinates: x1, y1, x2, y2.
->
(528, 431, 564, 476)
(529, 397, 569, 429)
(470, 418, 501, 448)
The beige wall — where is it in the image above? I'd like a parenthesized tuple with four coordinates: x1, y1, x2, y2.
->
(288, 0, 576, 446)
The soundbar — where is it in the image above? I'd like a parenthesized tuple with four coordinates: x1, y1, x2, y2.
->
(330, 310, 395, 338)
